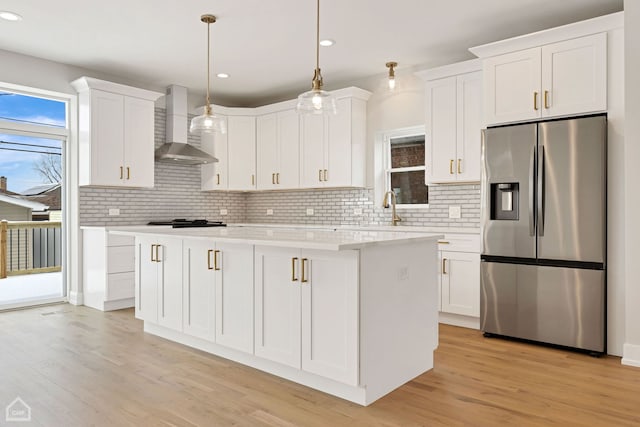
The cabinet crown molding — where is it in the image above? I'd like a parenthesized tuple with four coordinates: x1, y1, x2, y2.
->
(416, 59, 482, 81)
(469, 11, 623, 59)
(70, 76, 163, 101)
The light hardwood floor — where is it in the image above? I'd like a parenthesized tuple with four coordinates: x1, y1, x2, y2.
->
(1, 304, 639, 426)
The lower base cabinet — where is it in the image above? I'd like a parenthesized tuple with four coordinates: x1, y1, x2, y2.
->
(254, 246, 359, 385)
(437, 234, 481, 325)
(182, 239, 254, 353)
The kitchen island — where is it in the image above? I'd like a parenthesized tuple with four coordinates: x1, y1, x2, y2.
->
(109, 225, 442, 405)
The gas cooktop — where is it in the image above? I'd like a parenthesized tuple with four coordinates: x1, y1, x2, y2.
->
(147, 219, 227, 228)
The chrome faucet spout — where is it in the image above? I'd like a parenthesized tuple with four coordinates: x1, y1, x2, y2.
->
(382, 191, 402, 226)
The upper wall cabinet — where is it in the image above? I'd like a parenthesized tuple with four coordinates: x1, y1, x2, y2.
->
(201, 113, 256, 191)
(257, 108, 300, 190)
(482, 33, 607, 126)
(299, 88, 370, 189)
(418, 60, 482, 184)
(71, 77, 163, 188)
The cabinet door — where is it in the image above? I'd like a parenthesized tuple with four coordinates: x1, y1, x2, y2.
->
(441, 251, 480, 317)
(183, 239, 216, 340)
(215, 242, 254, 353)
(541, 33, 607, 118)
(426, 76, 458, 183)
(256, 113, 278, 190)
(254, 246, 301, 368)
(227, 116, 256, 191)
(201, 129, 228, 190)
(301, 249, 358, 385)
(157, 238, 183, 332)
(300, 114, 326, 188)
(456, 71, 482, 182)
(90, 89, 124, 186)
(484, 48, 541, 125)
(277, 110, 300, 189)
(135, 236, 158, 323)
(123, 96, 155, 187)
(326, 98, 352, 187)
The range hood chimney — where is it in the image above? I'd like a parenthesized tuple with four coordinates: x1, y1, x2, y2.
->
(155, 85, 217, 165)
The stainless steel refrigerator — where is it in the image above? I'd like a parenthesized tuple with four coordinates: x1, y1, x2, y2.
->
(480, 114, 606, 354)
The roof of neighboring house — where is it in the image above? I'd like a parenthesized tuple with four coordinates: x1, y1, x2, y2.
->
(21, 183, 61, 196)
(0, 187, 22, 197)
(0, 193, 49, 211)
(21, 183, 61, 211)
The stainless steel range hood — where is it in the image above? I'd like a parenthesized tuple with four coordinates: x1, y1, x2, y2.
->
(155, 85, 217, 165)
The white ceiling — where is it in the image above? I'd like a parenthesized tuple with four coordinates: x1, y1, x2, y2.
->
(0, 0, 623, 107)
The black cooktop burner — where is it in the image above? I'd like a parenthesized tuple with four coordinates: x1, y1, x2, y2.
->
(147, 219, 227, 228)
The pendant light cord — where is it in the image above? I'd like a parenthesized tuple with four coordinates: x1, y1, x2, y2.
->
(315, 0, 320, 75)
(206, 19, 211, 110)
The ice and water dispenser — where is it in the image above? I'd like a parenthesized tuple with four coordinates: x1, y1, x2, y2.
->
(490, 183, 519, 220)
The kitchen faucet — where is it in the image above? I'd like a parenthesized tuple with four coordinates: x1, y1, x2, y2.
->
(382, 191, 402, 226)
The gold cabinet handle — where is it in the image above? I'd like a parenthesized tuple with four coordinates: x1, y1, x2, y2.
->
(272, 173, 275, 185)
(318, 169, 322, 182)
(276, 172, 280, 185)
(301, 258, 308, 283)
(216, 174, 220, 185)
(292, 257, 298, 282)
(544, 90, 550, 109)
(323, 169, 328, 182)
(534, 91, 539, 111)
(150, 244, 156, 262)
(207, 249, 214, 270)
(449, 160, 454, 175)
(155, 244, 161, 263)
(127, 166, 130, 180)
(457, 159, 462, 174)
(214, 250, 221, 271)
(251, 174, 255, 186)
(438, 240, 450, 244)
(120, 166, 124, 179)
(442, 257, 447, 275)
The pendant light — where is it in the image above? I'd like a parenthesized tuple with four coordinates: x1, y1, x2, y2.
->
(296, 0, 336, 115)
(190, 14, 226, 134)
(386, 61, 397, 90)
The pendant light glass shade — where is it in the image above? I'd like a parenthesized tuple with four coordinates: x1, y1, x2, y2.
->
(386, 61, 397, 91)
(190, 14, 227, 134)
(296, 0, 336, 115)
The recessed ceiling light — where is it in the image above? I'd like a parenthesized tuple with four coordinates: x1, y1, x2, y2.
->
(319, 39, 335, 47)
(216, 73, 230, 79)
(0, 11, 23, 21)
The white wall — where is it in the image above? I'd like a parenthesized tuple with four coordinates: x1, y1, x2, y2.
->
(623, 2, 640, 366)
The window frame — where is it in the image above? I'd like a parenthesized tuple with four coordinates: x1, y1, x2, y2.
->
(383, 126, 428, 209)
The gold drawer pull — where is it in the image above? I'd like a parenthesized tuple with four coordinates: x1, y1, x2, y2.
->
(438, 240, 450, 244)
(442, 258, 447, 275)
(216, 174, 220, 185)
(457, 159, 462, 174)
(534, 91, 539, 111)
(449, 160, 454, 175)
(120, 166, 124, 179)
(127, 166, 130, 180)
(214, 250, 221, 271)
(207, 249, 214, 270)
(301, 258, 308, 283)
(544, 90, 550, 109)
(292, 257, 298, 282)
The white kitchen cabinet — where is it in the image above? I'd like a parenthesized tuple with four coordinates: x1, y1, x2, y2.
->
(422, 62, 482, 184)
(437, 234, 480, 326)
(254, 246, 359, 385)
(214, 242, 254, 353)
(299, 89, 369, 188)
(256, 109, 300, 190)
(182, 239, 216, 341)
(202, 115, 256, 191)
(483, 33, 607, 125)
(81, 228, 135, 311)
(71, 77, 162, 188)
(135, 236, 183, 331)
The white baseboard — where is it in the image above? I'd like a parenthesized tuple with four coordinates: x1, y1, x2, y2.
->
(622, 343, 640, 367)
(439, 312, 480, 330)
(68, 291, 83, 306)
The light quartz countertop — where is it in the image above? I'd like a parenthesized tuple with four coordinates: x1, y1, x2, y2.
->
(104, 225, 443, 251)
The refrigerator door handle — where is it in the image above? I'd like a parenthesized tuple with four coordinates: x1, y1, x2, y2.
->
(529, 145, 536, 236)
(538, 145, 545, 236)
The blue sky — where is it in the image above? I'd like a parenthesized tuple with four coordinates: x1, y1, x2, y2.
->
(0, 92, 65, 193)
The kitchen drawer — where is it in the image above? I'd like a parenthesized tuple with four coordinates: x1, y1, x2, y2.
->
(107, 233, 135, 247)
(106, 272, 135, 301)
(437, 233, 480, 253)
(107, 246, 135, 273)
